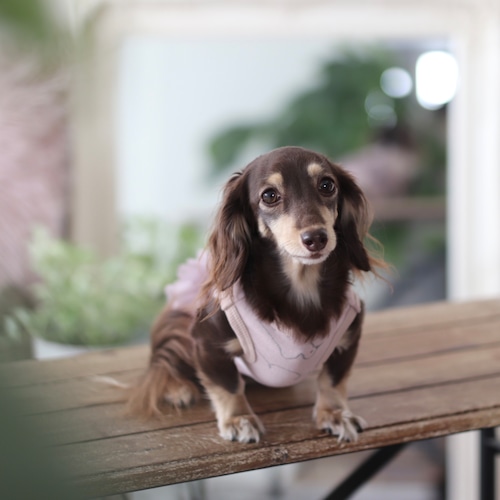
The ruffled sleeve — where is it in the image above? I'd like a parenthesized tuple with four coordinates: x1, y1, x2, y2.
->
(164, 251, 209, 314)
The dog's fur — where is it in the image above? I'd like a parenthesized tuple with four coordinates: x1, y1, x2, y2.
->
(128, 146, 385, 443)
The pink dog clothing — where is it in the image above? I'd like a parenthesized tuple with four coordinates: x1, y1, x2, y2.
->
(166, 253, 361, 388)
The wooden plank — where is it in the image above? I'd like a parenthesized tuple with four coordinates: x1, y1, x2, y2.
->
(0, 345, 149, 387)
(4, 298, 500, 497)
(74, 407, 500, 498)
(2, 299, 499, 387)
(357, 320, 500, 364)
(4, 318, 499, 396)
(16, 325, 500, 413)
(9, 316, 500, 390)
(61, 373, 500, 496)
(364, 298, 500, 335)
(23, 346, 500, 436)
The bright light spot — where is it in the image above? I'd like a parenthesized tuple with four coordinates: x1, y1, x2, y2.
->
(380, 67, 413, 98)
(416, 51, 459, 110)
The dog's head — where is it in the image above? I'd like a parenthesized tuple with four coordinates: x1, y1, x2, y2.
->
(206, 146, 379, 295)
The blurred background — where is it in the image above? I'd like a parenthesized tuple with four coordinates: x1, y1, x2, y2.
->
(1, 1, 499, 500)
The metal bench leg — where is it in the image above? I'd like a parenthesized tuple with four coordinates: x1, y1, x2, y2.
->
(480, 427, 499, 500)
(322, 443, 407, 500)
(186, 480, 206, 500)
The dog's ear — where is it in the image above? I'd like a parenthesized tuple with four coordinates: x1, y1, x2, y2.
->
(335, 168, 372, 273)
(205, 171, 253, 295)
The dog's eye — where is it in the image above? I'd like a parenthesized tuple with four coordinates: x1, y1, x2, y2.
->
(261, 188, 280, 205)
(318, 177, 336, 196)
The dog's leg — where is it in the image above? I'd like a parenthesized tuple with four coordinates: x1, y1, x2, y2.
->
(199, 372, 264, 443)
(314, 305, 366, 442)
(193, 310, 264, 443)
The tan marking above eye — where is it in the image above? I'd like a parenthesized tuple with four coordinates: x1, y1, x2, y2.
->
(307, 163, 324, 178)
(266, 172, 284, 189)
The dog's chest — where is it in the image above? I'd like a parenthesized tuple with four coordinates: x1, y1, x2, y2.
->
(220, 282, 361, 388)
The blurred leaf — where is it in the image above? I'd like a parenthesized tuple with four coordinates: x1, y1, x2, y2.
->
(4, 221, 203, 347)
(0, 0, 54, 42)
(209, 125, 255, 173)
(207, 49, 401, 169)
(3, 317, 21, 341)
(0, 0, 70, 67)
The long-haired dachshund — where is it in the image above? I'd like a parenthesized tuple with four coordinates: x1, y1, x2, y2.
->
(128, 146, 385, 444)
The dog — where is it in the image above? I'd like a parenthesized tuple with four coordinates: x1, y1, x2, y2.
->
(128, 146, 386, 444)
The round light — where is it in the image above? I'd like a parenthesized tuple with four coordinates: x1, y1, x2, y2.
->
(415, 51, 459, 110)
(380, 67, 413, 98)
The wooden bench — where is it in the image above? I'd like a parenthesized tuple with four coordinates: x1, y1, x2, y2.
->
(2, 298, 500, 498)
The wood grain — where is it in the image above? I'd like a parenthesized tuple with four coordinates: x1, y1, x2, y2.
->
(3, 298, 500, 497)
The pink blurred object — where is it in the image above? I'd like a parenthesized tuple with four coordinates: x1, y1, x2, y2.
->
(165, 251, 208, 314)
(341, 142, 419, 200)
(0, 55, 69, 289)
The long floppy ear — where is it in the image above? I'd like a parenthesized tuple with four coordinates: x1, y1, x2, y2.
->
(335, 168, 373, 273)
(203, 171, 254, 296)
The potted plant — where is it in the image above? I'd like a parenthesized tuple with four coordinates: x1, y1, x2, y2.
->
(7, 221, 202, 359)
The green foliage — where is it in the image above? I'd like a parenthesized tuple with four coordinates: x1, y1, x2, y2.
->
(0, 287, 33, 361)
(0, 0, 70, 65)
(6, 222, 203, 346)
(0, 0, 54, 43)
(370, 223, 411, 269)
(410, 128, 447, 196)
(207, 47, 446, 197)
(208, 49, 408, 174)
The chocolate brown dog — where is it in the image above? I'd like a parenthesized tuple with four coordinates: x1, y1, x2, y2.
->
(128, 146, 385, 443)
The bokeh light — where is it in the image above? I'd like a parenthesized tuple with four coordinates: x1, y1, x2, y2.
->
(416, 51, 459, 110)
(380, 67, 413, 98)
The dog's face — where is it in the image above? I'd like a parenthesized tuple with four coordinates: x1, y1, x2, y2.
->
(205, 146, 374, 295)
(248, 150, 340, 265)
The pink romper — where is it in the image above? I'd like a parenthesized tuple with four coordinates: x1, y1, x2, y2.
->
(166, 252, 361, 388)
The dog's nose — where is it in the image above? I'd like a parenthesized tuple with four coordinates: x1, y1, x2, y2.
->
(301, 229, 328, 252)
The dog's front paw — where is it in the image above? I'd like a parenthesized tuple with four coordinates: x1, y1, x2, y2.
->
(315, 408, 366, 443)
(219, 415, 264, 444)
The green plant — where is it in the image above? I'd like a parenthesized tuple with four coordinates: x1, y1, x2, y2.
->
(7, 222, 202, 346)
(0, 287, 33, 361)
(208, 49, 409, 174)
(0, 0, 71, 70)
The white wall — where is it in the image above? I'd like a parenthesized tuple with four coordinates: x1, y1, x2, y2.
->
(116, 37, 338, 222)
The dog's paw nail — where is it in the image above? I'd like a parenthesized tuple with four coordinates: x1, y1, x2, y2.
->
(353, 415, 367, 432)
(219, 415, 263, 444)
(316, 409, 366, 443)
